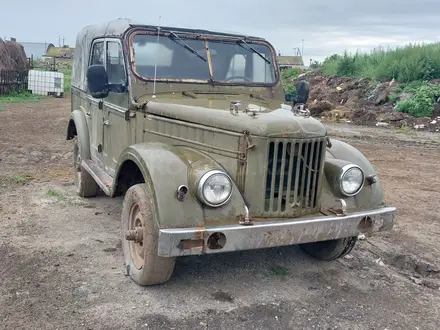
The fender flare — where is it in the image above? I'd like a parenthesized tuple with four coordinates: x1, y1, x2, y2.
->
(66, 109, 91, 160)
(325, 138, 386, 209)
(114, 143, 247, 229)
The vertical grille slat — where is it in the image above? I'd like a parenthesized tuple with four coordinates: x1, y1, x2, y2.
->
(304, 140, 315, 210)
(277, 142, 287, 212)
(268, 142, 278, 212)
(263, 137, 326, 217)
(299, 143, 309, 210)
(284, 142, 296, 209)
(310, 141, 322, 208)
(292, 141, 302, 209)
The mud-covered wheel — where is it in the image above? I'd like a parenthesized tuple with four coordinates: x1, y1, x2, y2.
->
(300, 237, 358, 261)
(122, 183, 176, 286)
(72, 137, 99, 197)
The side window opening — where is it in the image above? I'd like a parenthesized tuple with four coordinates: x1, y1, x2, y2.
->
(106, 41, 127, 93)
(90, 41, 104, 66)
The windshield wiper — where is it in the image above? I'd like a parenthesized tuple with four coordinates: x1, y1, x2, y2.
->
(237, 39, 271, 65)
(168, 31, 207, 62)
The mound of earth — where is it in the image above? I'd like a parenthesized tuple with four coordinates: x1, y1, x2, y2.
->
(293, 69, 440, 132)
(0, 38, 27, 71)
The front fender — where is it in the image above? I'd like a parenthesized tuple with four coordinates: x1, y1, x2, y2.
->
(322, 138, 386, 210)
(66, 109, 91, 160)
(114, 143, 247, 229)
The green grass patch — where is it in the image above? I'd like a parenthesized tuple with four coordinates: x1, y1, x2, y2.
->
(45, 187, 92, 207)
(281, 68, 301, 93)
(0, 173, 34, 184)
(0, 92, 42, 104)
(9, 174, 34, 184)
(59, 67, 72, 94)
(388, 93, 398, 103)
(395, 82, 440, 117)
(46, 188, 63, 198)
(268, 265, 290, 280)
(322, 43, 440, 83)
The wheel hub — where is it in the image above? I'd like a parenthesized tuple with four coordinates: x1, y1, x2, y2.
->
(125, 227, 144, 243)
(128, 204, 145, 270)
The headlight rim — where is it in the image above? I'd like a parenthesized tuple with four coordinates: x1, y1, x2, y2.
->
(339, 164, 365, 197)
(197, 169, 233, 207)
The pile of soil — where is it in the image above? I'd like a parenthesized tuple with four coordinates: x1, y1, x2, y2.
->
(293, 69, 440, 132)
(0, 38, 27, 71)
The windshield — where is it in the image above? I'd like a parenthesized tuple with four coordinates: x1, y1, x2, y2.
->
(131, 33, 277, 85)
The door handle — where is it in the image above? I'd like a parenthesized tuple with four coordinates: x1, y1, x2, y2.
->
(86, 112, 91, 117)
(103, 120, 109, 126)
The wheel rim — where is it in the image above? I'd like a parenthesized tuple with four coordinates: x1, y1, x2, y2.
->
(129, 202, 144, 270)
(73, 141, 82, 188)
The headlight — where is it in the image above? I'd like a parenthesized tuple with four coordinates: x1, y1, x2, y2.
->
(197, 170, 232, 207)
(340, 164, 364, 196)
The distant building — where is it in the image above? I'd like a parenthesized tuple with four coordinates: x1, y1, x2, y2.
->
(45, 45, 75, 59)
(20, 42, 55, 59)
(277, 55, 304, 70)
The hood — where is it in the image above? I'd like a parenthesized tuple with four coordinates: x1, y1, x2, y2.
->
(144, 97, 327, 138)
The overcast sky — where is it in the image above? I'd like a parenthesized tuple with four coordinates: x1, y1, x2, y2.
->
(2, 0, 440, 64)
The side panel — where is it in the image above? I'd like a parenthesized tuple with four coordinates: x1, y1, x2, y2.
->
(101, 38, 131, 176)
(103, 102, 131, 176)
(88, 97, 105, 167)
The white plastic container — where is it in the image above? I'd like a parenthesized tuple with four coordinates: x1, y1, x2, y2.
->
(28, 70, 64, 97)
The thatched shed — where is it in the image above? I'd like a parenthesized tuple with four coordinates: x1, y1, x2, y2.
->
(45, 46, 75, 59)
(278, 55, 304, 70)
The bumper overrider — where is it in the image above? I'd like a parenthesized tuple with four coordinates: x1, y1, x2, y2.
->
(157, 206, 396, 257)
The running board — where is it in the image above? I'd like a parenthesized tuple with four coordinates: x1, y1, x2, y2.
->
(82, 159, 113, 196)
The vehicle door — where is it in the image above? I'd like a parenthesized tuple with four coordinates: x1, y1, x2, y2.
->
(87, 38, 106, 168)
(101, 38, 131, 177)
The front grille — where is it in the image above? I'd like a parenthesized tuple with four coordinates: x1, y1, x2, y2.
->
(263, 138, 326, 217)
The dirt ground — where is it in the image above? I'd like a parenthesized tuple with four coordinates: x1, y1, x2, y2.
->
(1, 97, 440, 330)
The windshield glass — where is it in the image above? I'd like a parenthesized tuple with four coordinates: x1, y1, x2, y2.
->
(208, 40, 275, 84)
(131, 33, 277, 84)
(132, 34, 210, 80)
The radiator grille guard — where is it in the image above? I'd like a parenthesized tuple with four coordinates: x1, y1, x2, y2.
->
(262, 138, 327, 217)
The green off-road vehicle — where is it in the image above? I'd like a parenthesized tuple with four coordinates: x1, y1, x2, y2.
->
(67, 19, 396, 286)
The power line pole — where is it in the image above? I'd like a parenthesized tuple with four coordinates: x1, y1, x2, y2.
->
(302, 39, 304, 57)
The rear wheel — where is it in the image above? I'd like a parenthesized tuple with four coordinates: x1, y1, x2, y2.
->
(299, 237, 357, 261)
(72, 137, 99, 197)
(122, 183, 176, 286)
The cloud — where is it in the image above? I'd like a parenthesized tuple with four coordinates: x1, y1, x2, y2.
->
(1, 0, 440, 64)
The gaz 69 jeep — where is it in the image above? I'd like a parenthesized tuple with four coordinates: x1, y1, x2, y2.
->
(67, 19, 396, 286)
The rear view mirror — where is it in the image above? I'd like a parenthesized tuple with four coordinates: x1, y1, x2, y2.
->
(87, 65, 109, 99)
(295, 80, 310, 104)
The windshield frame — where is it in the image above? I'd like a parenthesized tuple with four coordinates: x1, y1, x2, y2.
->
(125, 27, 280, 87)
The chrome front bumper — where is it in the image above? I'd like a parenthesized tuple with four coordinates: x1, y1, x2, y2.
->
(157, 207, 396, 257)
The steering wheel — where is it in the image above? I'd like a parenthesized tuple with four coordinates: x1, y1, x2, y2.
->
(225, 76, 252, 82)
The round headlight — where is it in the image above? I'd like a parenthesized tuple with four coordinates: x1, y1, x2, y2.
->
(340, 165, 364, 196)
(197, 170, 232, 207)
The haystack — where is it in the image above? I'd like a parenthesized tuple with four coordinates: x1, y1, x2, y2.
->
(0, 38, 27, 71)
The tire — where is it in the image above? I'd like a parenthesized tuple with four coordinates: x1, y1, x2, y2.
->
(121, 183, 176, 286)
(299, 237, 357, 261)
(72, 137, 99, 197)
